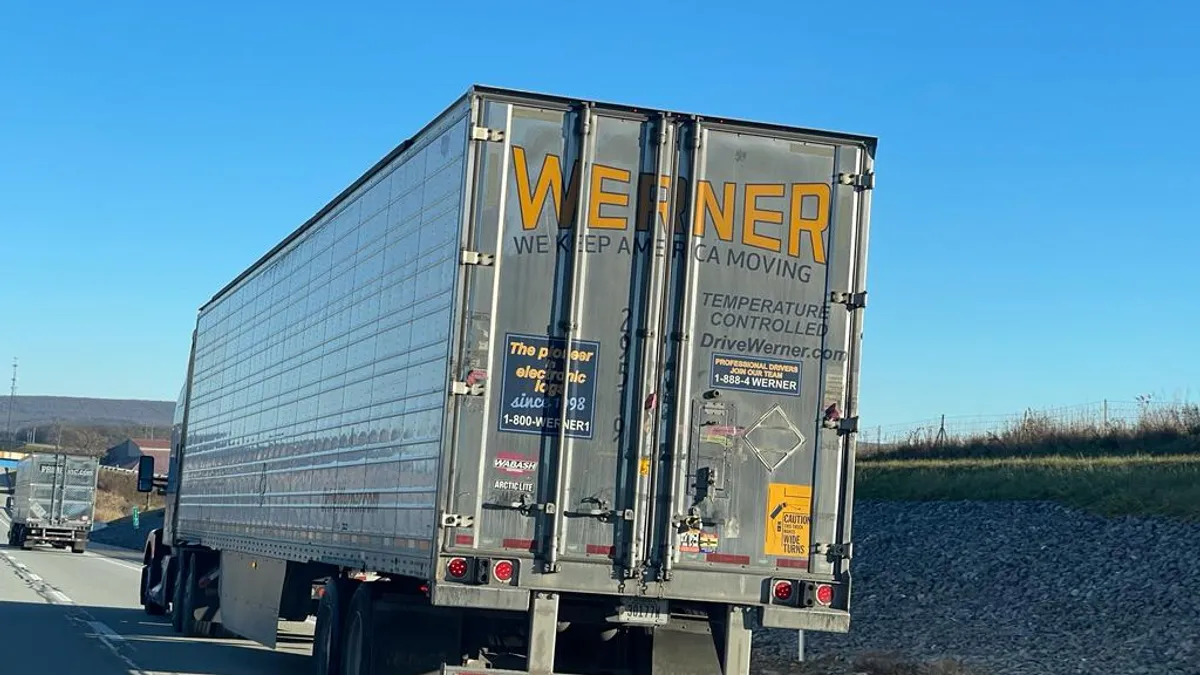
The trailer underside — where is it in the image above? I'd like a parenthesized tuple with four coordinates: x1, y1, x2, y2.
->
(6, 521, 89, 553)
(139, 529, 797, 675)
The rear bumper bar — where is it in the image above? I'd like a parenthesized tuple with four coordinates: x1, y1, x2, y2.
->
(23, 526, 89, 543)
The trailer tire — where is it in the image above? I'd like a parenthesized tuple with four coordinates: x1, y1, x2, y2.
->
(340, 584, 380, 675)
(312, 577, 354, 675)
(172, 552, 188, 632)
(178, 552, 200, 637)
(72, 542, 87, 554)
(19, 526, 32, 550)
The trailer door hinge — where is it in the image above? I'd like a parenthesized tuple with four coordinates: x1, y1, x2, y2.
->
(837, 171, 874, 191)
(470, 126, 505, 142)
(441, 513, 475, 528)
(830, 290, 867, 310)
(822, 542, 853, 561)
(451, 381, 485, 396)
(821, 416, 859, 435)
(460, 249, 495, 266)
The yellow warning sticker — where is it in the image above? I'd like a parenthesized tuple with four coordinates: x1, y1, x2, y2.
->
(764, 483, 813, 558)
(638, 457, 651, 477)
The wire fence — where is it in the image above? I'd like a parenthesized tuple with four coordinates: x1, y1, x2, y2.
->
(861, 399, 1197, 449)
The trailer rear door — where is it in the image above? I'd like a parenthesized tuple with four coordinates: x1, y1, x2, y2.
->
(649, 120, 871, 589)
(444, 90, 872, 600)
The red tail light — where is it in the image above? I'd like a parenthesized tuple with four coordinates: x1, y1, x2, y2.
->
(492, 560, 515, 582)
(815, 583, 833, 606)
(447, 557, 469, 579)
(772, 580, 794, 601)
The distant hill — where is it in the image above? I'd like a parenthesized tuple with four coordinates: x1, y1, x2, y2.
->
(0, 396, 173, 429)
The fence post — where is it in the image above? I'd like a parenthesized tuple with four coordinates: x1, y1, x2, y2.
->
(1103, 400, 1109, 425)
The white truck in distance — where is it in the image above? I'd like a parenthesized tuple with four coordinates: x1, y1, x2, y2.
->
(136, 85, 877, 675)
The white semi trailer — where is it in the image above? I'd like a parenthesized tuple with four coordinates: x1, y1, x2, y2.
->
(136, 85, 877, 675)
(7, 451, 99, 553)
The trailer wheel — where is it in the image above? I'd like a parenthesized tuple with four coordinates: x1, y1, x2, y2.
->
(72, 542, 87, 554)
(172, 552, 188, 632)
(178, 552, 200, 637)
(340, 584, 380, 675)
(19, 526, 32, 550)
(312, 577, 355, 675)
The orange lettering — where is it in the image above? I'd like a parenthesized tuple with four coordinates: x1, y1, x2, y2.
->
(588, 164, 631, 229)
(789, 184, 829, 264)
(742, 184, 784, 252)
(693, 181, 735, 241)
(512, 147, 562, 231)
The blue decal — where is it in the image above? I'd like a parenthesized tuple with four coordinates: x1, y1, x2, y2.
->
(499, 333, 600, 439)
(710, 353, 802, 396)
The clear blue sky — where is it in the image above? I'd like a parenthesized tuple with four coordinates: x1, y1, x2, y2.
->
(1, 1, 1197, 427)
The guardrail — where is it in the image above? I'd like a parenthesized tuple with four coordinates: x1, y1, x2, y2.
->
(100, 465, 137, 475)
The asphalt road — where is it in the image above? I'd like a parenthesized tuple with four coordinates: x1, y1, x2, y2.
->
(0, 509, 314, 675)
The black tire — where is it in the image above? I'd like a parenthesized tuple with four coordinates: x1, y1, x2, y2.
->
(19, 527, 32, 550)
(141, 563, 167, 616)
(171, 552, 188, 633)
(340, 584, 378, 675)
(341, 586, 454, 675)
(312, 578, 354, 675)
(179, 552, 200, 637)
(72, 542, 86, 554)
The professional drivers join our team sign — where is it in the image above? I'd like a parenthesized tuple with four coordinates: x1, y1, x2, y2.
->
(499, 333, 600, 440)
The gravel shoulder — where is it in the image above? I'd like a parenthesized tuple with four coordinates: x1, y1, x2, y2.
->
(754, 500, 1200, 675)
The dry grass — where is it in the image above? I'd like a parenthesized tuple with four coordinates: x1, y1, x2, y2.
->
(93, 489, 131, 522)
(864, 402, 1200, 461)
(856, 401, 1200, 520)
(94, 467, 165, 522)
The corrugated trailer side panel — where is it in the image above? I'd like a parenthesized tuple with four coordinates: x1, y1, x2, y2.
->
(176, 96, 475, 576)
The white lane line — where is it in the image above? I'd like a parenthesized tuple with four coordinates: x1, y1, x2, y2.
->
(0, 550, 150, 674)
(84, 551, 142, 572)
(26, 573, 42, 581)
(87, 620, 127, 646)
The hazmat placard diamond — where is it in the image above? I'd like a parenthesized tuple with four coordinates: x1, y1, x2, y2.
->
(742, 404, 806, 472)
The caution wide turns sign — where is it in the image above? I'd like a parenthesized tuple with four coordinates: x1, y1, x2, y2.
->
(764, 483, 812, 558)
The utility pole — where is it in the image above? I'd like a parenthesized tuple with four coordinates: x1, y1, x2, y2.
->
(5, 358, 16, 446)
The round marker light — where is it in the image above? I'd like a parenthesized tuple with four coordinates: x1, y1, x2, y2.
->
(447, 557, 469, 579)
(815, 584, 834, 606)
(772, 580, 794, 602)
(492, 560, 515, 582)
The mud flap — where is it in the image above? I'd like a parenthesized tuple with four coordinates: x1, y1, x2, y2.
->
(218, 550, 286, 647)
(648, 606, 753, 675)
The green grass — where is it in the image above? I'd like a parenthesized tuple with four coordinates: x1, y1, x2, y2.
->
(856, 454, 1200, 520)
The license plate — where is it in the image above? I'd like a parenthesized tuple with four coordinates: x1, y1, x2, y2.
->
(616, 598, 669, 625)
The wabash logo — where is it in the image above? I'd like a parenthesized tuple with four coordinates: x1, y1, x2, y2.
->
(493, 452, 538, 475)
